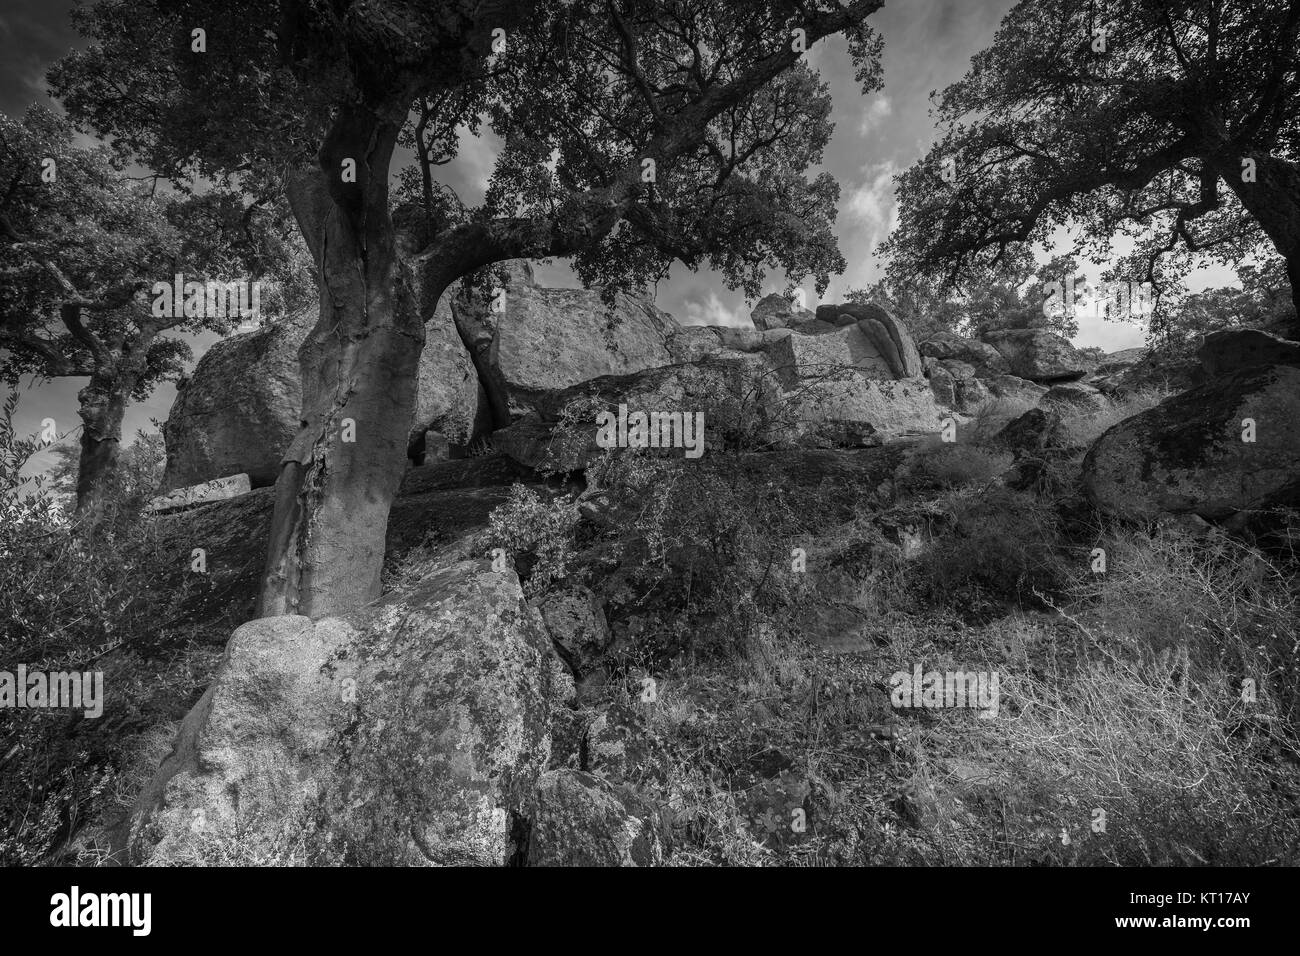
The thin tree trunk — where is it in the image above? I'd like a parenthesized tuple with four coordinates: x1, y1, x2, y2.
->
(75, 377, 125, 512)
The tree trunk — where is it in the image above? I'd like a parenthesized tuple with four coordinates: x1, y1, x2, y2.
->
(1286, 253, 1300, 339)
(258, 114, 426, 619)
(74, 345, 146, 513)
(1217, 153, 1300, 335)
(74, 374, 127, 512)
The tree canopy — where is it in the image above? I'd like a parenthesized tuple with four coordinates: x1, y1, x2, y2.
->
(51, 0, 885, 299)
(0, 105, 306, 507)
(880, 0, 1300, 332)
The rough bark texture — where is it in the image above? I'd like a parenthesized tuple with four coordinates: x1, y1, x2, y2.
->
(1216, 153, 1300, 327)
(259, 114, 424, 619)
(74, 328, 151, 512)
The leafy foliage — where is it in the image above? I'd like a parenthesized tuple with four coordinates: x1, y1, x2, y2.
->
(881, 0, 1300, 325)
(0, 395, 213, 865)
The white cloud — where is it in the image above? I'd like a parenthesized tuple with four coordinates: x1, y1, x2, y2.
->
(846, 161, 901, 246)
(857, 95, 893, 135)
(830, 160, 902, 296)
(682, 290, 745, 327)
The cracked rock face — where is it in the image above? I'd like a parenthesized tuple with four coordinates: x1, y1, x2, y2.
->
(449, 260, 680, 426)
(120, 558, 558, 866)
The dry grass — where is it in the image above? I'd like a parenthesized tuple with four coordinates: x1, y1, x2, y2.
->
(1057, 386, 1170, 447)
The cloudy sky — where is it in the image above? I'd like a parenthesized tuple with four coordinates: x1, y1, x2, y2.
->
(3, 0, 1203, 467)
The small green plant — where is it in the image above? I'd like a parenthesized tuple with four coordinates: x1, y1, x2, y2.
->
(485, 484, 580, 595)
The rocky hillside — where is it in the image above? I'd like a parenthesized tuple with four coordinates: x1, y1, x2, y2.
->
(85, 273, 1300, 866)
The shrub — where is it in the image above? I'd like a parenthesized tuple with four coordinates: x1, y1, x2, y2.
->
(1056, 387, 1168, 448)
(485, 484, 580, 595)
(0, 396, 204, 865)
(895, 438, 1013, 492)
(905, 487, 1067, 617)
(1066, 528, 1300, 728)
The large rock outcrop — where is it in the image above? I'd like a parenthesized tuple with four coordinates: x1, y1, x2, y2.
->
(768, 320, 903, 381)
(813, 302, 924, 378)
(918, 331, 1010, 377)
(981, 329, 1087, 382)
(768, 319, 940, 442)
(1082, 364, 1300, 522)
(450, 261, 680, 426)
(120, 558, 559, 866)
(666, 325, 790, 363)
(491, 312, 941, 472)
(162, 308, 313, 490)
(750, 293, 814, 332)
(163, 301, 489, 490)
(1197, 328, 1300, 378)
(491, 355, 783, 472)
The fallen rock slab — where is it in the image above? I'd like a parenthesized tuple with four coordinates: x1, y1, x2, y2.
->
(146, 473, 251, 514)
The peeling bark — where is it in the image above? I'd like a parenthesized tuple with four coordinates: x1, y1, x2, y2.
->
(258, 115, 427, 618)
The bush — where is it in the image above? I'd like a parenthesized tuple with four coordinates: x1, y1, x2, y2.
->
(0, 396, 206, 865)
(1056, 387, 1167, 448)
(1066, 528, 1300, 728)
(895, 438, 1013, 492)
(905, 487, 1067, 618)
(485, 484, 580, 595)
